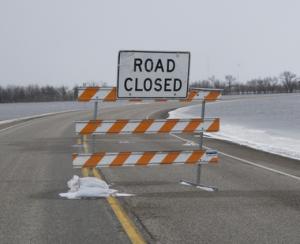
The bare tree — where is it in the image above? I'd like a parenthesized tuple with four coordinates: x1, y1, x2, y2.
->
(225, 75, 236, 94)
(280, 71, 297, 93)
(0, 85, 75, 103)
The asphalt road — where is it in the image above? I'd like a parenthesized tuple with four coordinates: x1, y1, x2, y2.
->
(0, 102, 299, 244)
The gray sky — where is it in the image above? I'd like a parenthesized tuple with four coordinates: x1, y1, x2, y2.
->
(1, 0, 300, 87)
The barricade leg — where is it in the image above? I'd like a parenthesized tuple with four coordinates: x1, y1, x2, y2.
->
(180, 101, 218, 192)
(92, 100, 98, 153)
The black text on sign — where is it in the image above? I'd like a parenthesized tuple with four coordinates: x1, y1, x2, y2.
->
(117, 51, 190, 98)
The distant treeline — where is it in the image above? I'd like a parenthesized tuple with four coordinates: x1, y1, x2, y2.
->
(191, 71, 300, 95)
(0, 85, 76, 103)
(1, 71, 299, 103)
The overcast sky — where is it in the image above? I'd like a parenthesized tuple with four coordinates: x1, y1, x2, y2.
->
(0, 0, 300, 87)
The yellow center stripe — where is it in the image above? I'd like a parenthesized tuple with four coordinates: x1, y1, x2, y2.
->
(81, 136, 146, 243)
(92, 168, 146, 244)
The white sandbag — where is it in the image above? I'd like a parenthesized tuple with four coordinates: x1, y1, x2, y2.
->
(79, 177, 109, 189)
(59, 187, 117, 199)
(60, 175, 117, 199)
(67, 175, 109, 192)
(67, 175, 80, 192)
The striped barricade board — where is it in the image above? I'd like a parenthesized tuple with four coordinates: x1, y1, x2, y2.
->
(75, 118, 220, 135)
(72, 150, 218, 168)
(77, 87, 222, 102)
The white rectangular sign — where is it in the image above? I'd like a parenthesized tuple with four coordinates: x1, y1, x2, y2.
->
(117, 50, 190, 99)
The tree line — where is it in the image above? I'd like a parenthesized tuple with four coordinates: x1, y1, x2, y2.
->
(0, 85, 76, 103)
(191, 71, 300, 95)
(0, 71, 299, 102)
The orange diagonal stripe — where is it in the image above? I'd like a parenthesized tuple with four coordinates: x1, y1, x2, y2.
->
(183, 119, 202, 133)
(185, 150, 204, 164)
(136, 152, 156, 166)
(107, 120, 128, 133)
(80, 120, 102, 135)
(134, 119, 154, 133)
(161, 151, 181, 164)
(209, 156, 219, 163)
(83, 153, 106, 168)
(104, 87, 117, 101)
(181, 90, 197, 102)
(158, 119, 179, 133)
(110, 152, 131, 166)
(78, 87, 99, 101)
(204, 91, 220, 101)
(207, 118, 220, 132)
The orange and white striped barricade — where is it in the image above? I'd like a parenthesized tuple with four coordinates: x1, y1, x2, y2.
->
(77, 87, 222, 102)
(74, 85, 222, 191)
(72, 150, 218, 168)
(75, 118, 220, 135)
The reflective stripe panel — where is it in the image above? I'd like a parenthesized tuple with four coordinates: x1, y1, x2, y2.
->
(72, 150, 218, 168)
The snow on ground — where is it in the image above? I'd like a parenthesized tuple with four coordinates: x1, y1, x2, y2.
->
(169, 105, 300, 161)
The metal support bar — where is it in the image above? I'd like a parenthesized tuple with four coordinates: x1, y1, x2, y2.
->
(92, 100, 98, 153)
(93, 100, 98, 119)
(196, 100, 206, 184)
(180, 100, 218, 192)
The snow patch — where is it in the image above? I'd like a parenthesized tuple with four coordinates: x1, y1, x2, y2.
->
(169, 106, 300, 160)
(180, 181, 191, 186)
(115, 193, 135, 197)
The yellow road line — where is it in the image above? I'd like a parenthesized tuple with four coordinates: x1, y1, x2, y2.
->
(92, 168, 146, 244)
(81, 135, 90, 177)
(81, 167, 90, 177)
(80, 135, 146, 244)
(83, 135, 89, 153)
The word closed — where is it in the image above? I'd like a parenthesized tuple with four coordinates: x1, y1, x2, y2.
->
(117, 50, 190, 98)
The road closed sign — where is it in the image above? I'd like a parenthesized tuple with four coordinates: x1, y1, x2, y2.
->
(117, 50, 190, 99)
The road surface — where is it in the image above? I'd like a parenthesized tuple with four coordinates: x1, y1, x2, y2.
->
(0, 102, 299, 244)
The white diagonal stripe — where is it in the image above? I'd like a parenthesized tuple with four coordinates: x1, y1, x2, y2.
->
(95, 123, 115, 133)
(149, 153, 166, 165)
(171, 121, 189, 132)
(123, 154, 141, 165)
(174, 152, 192, 163)
(73, 155, 90, 167)
(76, 123, 86, 133)
(121, 122, 139, 133)
(147, 122, 165, 132)
(99, 155, 117, 166)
